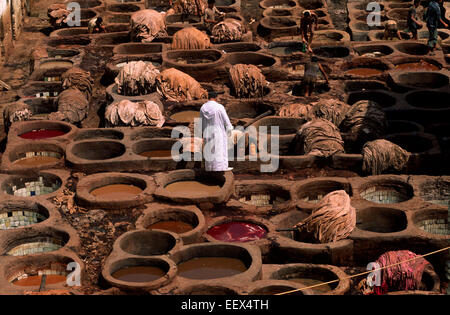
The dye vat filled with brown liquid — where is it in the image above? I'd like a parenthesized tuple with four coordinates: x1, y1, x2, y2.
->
(139, 150, 173, 158)
(39, 61, 73, 70)
(395, 61, 439, 71)
(290, 278, 333, 293)
(170, 111, 200, 123)
(90, 184, 143, 199)
(345, 68, 383, 76)
(148, 220, 194, 234)
(12, 156, 61, 167)
(12, 275, 66, 287)
(111, 266, 166, 282)
(164, 180, 221, 194)
(178, 257, 248, 279)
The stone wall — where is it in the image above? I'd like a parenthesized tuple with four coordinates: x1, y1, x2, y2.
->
(0, 0, 28, 64)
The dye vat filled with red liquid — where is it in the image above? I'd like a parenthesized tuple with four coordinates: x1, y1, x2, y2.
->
(207, 221, 267, 242)
(19, 129, 67, 140)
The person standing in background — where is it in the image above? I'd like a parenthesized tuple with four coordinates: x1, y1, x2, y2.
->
(425, 0, 448, 53)
(407, 0, 423, 40)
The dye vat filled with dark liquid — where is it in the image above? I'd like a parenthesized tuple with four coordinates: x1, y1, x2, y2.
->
(148, 220, 194, 234)
(345, 68, 383, 76)
(139, 150, 173, 158)
(178, 257, 247, 279)
(164, 181, 221, 194)
(290, 278, 333, 293)
(111, 266, 166, 282)
(12, 274, 66, 286)
(90, 184, 143, 198)
(207, 221, 267, 242)
(19, 129, 67, 140)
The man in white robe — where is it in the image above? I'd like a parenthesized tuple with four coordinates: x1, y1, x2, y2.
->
(200, 99, 233, 171)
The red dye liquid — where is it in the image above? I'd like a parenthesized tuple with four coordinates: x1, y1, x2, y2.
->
(19, 129, 67, 140)
(207, 221, 267, 242)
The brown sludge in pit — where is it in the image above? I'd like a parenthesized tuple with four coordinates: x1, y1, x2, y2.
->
(345, 68, 383, 76)
(170, 110, 200, 123)
(148, 220, 194, 234)
(13, 156, 61, 166)
(395, 61, 439, 71)
(164, 181, 221, 194)
(12, 275, 66, 287)
(178, 257, 248, 279)
(111, 266, 166, 283)
(290, 278, 333, 293)
(90, 184, 143, 198)
(139, 150, 173, 158)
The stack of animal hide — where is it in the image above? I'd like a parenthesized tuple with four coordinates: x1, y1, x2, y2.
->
(156, 68, 208, 102)
(171, 27, 211, 50)
(294, 118, 345, 157)
(130, 9, 168, 43)
(229, 64, 267, 98)
(171, 0, 207, 16)
(310, 99, 350, 127)
(294, 190, 356, 243)
(49, 88, 89, 124)
(105, 99, 165, 127)
(3, 101, 33, 132)
(211, 18, 244, 43)
(61, 67, 94, 101)
(48, 4, 70, 28)
(115, 61, 160, 96)
(362, 139, 410, 175)
(279, 103, 313, 119)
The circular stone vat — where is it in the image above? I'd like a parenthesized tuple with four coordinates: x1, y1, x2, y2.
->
(347, 90, 396, 108)
(312, 46, 350, 58)
(169, 109, 200, 123)
(38, 59, 74, 70)
(353, 44, 394, 57)
(7, 257, 71, 288)
(386, 8, 409, 21)
(138, 206, 205, 244)
(356, 207, 407, 233)
(263, 8, 293, 17)
(269, 264, 348, 295)
(268, 41, 303, 56)
(260, 16, 298, 32)
(405, 91, 450, 109)
(70, 140, 125, 160)
(393, 58, 441, 72)
(387, 120, 423, 134)
(207, 220, 268, 242)
(2, 173, 62, 197)
(9, 143, 64, 168)
(419, 179, 450, 207)
(113, 43, 163, 55)
(107, 3, 140, 12)
(74, 129, 124, 141)
(395, 42, 429, 55)
(104, 257, 175, 290)
(118, 230, 180, 256)
(247, 280, 313, 295)
(164, 49, 224, 66)
(250, 116, 304, 136)
(75, 0, 102, 8)
(90, 184, 143, 199)
(4, 231, 69, 256)
(413, 209, 449, 236)
(359, 179, 413, 204)
(234, 183, 291, 208)
(385, 133, 433, 153)
(132, 139, 178, 159)
(260, 0, 297, 9)
(177, 284, 240, 295)
(0, 201, 49, 230)
(15, 121, 72, 140)
(300, 0, 325, 9)
(295, 180, 352, 205)
(226, 52, 277, 67)
(165, 14, 201, 25)
(344, 80, 387, 92)
(172, 243, 258, 282)
(215, 42, 262, 53)
(392, 72, 450, 89)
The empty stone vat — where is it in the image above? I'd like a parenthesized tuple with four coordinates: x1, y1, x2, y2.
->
(390, 71, 450, 90)
(268, 264, 350, 295)
(246, 280, 313, 295)
(259, 0, 298, 9)
(250, 116, 305, 138)
(0, 200, 50, 230)
(347, 90, 396, 108)
(76, 172, 154, 209)
(18, 82, 62, 99)
(74, 129, 125, 141)
(413, 208, 449, 236)
(419, 178, 450, 207)
(294, 178, 352, 208)
(359, 178, 413, 204)
(225, 52, 278, 68)
(136, 205, 205, 244)
(69, 140, 126, 160)
(129, 127, 174, 140)
(353, 44, 394, 56)
(113, 43, 163, 56)
(312, 46, 350, 58)
(234, 182, 292, 210)
(344, 80, 388, 92)
(394, 42, 430, 55)
(117, 230, 182, 256)
(385, 133, 434, 154)
(259, 17, 298, 38)
(107, 3, 140, 12)
(356, 207, 407, 233)
(405, 90, 450, 109)
(267, 41, 304, 56)
(2, 173, 62, 197)
(214, 42, 262, 52)
(2, 230, 69, 256)
(387, 120, 424, 134)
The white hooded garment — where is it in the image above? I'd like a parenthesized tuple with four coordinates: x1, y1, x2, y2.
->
(200, 100, 233, 171)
